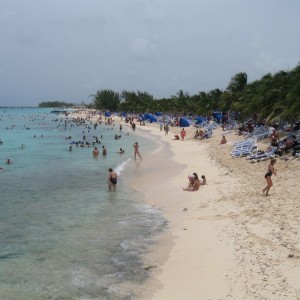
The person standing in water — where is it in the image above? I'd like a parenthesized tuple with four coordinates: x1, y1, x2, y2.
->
(108, 168, 117, 191)
(133, 142, 142, 160)
(93, 147, 99, 157)
(102, 146, 107, 156)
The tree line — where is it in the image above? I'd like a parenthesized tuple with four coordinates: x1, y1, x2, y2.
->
(38, 101, 75, 108)
(90, 63, 300, 122)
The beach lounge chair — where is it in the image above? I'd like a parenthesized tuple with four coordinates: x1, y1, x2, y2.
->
(231, 145, 257, 158)
(233, 138, 256, 148)
(231, 140, 258, 158)
(248, 147, 276, 163)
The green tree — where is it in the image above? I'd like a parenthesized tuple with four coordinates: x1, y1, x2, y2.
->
(38, 101, 74, 108)
(119, 90, 155, 113)
(227, 72, 248, 93)
(86, 63, 300, 123)
(92, 89, 120, 111)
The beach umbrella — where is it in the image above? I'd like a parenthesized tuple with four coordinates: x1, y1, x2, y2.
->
(179, 118, 191, 127)
(195, 116, 207, 124)
(144, 113, 158, 122)
(138, 114, 146, 121)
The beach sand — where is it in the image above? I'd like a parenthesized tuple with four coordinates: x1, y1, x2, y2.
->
(71, 111, 300, 299)
(125, 122, 300, 300)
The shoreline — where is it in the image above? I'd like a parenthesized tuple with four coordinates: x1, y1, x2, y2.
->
(69, 111, 300, 299)
(123, 121, 300, 299)
(125, 123, 243, 299)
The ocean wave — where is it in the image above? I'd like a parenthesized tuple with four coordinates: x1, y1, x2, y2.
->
(114, 158, 131, 176)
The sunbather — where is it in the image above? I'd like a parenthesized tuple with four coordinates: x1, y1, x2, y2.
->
(248, 146, 275, 162)
(183, 175, 200, 191)
(220, 136, 227, 144)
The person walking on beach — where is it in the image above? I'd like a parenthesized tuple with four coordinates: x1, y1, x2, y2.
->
(165, 124, 169, 136)
(263, 158, 277, 196)
(133, 142, 142, 160)
(108, 168, 117, 191)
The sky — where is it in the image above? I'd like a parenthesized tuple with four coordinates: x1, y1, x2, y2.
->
(0, 0, 300, 106)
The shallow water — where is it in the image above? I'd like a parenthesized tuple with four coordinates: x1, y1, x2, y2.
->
(0, 108, 166, 299)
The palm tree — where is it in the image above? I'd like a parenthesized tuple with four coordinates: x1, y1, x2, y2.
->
(92, 89, 120, 111)
(227, 72, 248, 93)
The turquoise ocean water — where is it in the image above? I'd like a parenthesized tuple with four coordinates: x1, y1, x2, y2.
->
(0, 108, 166, 299)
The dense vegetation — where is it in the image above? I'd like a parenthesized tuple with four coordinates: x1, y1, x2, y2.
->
(38, 101, 75, 108)
(91, 64, 300, 122)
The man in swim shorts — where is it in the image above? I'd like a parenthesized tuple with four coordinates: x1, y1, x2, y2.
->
(108, 168, 117, 191)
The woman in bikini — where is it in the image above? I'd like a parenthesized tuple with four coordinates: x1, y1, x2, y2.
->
(263, 158, 277, 196)
(133, 142, 142, 160)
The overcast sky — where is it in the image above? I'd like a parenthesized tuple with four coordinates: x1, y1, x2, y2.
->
(0, 0, 299, 106)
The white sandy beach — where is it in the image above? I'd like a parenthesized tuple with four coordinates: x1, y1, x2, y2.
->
(72, 111, 300, 299)
(127, 122, 300, 300)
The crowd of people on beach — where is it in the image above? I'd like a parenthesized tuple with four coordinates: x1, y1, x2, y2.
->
(153, 114, 299, 196)
(2, 110, 299, 199)
(221, 120, 300, 195)
(0, 112, 144, 186)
